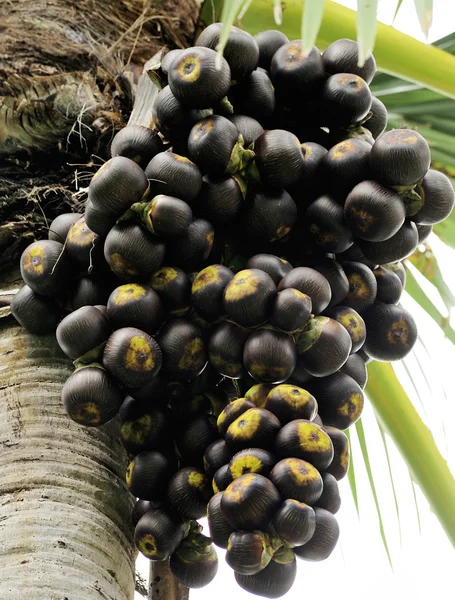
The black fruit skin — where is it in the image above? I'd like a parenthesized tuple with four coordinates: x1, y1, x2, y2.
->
(145, 152, 202, 205)
(411, 169, 455, 225)
(306, 372, 364, 429)
(306, 195, 354, 253)
(157, 319, 206, 381)
(207, 492, 235, 548)
(229, 69, 275, 121)
(324, 426, 350, 480)
(244, 188, 298, 242)
(228, 448, 276, 480)
(84, 199, 117, 237)
(160, 49, 183, 75)
(272, 499, 316, 547)
(203, 439, 232, 478)
(56, 305, 111, 360)
(321, 138, 372, 201)
(323, 306, 366, 354)
(294, 507, 340, 561)
(147, 195, 193, 237)
(234, 552, 297, 599)
(167, 467, 211, 519)
(11, 285, 61, 335)
(320, 73, 372, 127)
(364, 96, 388, 139)
(217, 398, 256, 436)
(192, 264, 234, 321)
(107, 283, 164, 335)
(341, 261, 378, 314)
(340, 353, 368, 389)
(243, 329, 297, 384)
(306, 257, 349, 309)
(212, 464, 234, 494)
(70, 276, 110, 310)
(153, 86, 203, 140)
(322, 38, 376, 84)
(225, 407, 282, 453)
(120, 404, 172, 455)
(166, 218, 215, 271)
(131, 499, 154, 527)
(176, 413, 218, 468)
(223, 269, 277, 327)
(110, 125, 163, 169)
(269, 457, 323, 505)
(209, 321, 250, 379)
(255, 29, 289, 70)
(169, 533, 219, 589)
(264, 384, 317, 424)
(275, 419, 334, 470)
(65, 216, 101, 266)
(363, 302, 418, 361)
(196, 175, 244, 226)
(358, 220, 419, 264)
(188, 115, 239, 175)
(126, 450, 176, 500)
(416, 224, 433, 244)
(373, 266, 403, 304)
(20, 240, 71, 297)
(278, 267, 331, 315)
(228, 115, 264, 147)
(254, 129, 304, 188)
(134, 508, 185, 561)
(315, 472, 341, 514)
(48, 213, 81, 242)
(226, 530, 272, 575)
(149, 266, 192, 317)
(270, 288, 312, 333)
(246, 254, 293, 285)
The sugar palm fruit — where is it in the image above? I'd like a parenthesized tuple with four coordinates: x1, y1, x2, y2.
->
(120, 403, 173, 455)
(363, 302, 417, 361)
(209, 321, 250, 379)
(270, 288, 312, 333)
(207, 492, 236, 548)
(322, 38, 376, 84)
(321, 138, 372, 200)
(191, 264, 234, 321)
(203, 439, 232, 478)
(320, 73, 372, 127)
(145, 151, 202, 204)
(167, 467, 212, 519)
(176, 413, 218, 467)
(217, 398, 256, 436)
(417, 224, 433, 243)
(243, 329, 297, 384)
(323, 305, 367, 354)
(84, 199, 118, 237)
(271, 499, 316, 547)
(223, 268, 277, 327)
(149, 266, 192, 317)
(411, 169, 455, 225)
(243, 188, 298, 242)
(221, 473, 281, 530)
(65, 216, 102, 267)
(324, 426, 350, 480)
(160, 48, 182, 76)
(254, 129, 304, 188)
(235, 547, 297, 599)
(264, 384, 317, 424)
(225, 407, 281, 453)
(103, 327, 162, 389)
(306, 257, 349, 309)
(228, 448, 276, 480)
(370, 129, 431, 187)
(196, 175, 245, 225)
(373, 266, 403, 304)
(140, 194, 193, 237)
(294, 507, 340, 561)
(153, 86, 203, 140)
(228, 114, 264, 146)
(11, 285, 61, 335)
(126, 450, 176, 500)
(306, 372, 364, 429)
(269, 457, 323, 505)
(106, 283, 164, 335)
(170, 530, 219, 589)
(229, 69, 275, 121)
(358, 220, 419, 264)
(165, 218, 214, 271)
(20, 240, 71, 297)
(340, 353, 368, 389)
(246, 254, 293, 285)
(157, 318, 206, 380)
(69, 276, 111, 310)
(294, 316, 352, 377)
(305, 194, 354, 253)
(48, 212, 81, 242)
(212, 464, 234, 494)
(188, 115, 240, 175)
(61, 365, 124, 426)
(245, 384, 275, 408)
(278, 267, 331, 315)
(341, 261, 378, 314)
(364, 95, 388, 139)
(255, 29, 289, 69)
(131, 499, 153, 527)
(134, 507, 185, 560)
(56, 305, 111, 361)
(110, 125, 163, 168)
(275, 420, 334, 470)
(315, 472, 342, 514)
(288, 142, 327, 204)
(344, 180, 406, 242)
(226, 531, 273, 575)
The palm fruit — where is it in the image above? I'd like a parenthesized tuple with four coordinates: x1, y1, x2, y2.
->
(48, 212, 81, 242)
(107, 283, 164, 334)
(264, 384, 317, 424)
(228, 448, 276, 480)
(416, 224, 433, 243)
(255, 29, 289, 69)
(223, 268, 277, 327)
(373, 266, 403, 304)
(322, 38, 376, 84)
(56, 305, 111, 361)
(166, 218, 215, 271)
(358, 220, 419, 264)
(243, 329, 297, 384)
(131, 499, 154, 527)
(207, 492, 236, 548)
(254, 129, 304, 188)
(217, 398, 256, 436)
(145, 151, 202, 204)
(110, 125, 163, 168)
(321, 138, 372, 200)
(245, 384, 275, 408)
(176, 413, 217, 467)
(225, 407, 281, 453)
(229, 69, 275, 121)
(235, 547, 297, 599)
(11, 285, 61, 335)
(166, 467, 212, 519)
(270, 288, 312, 333)
(203, 440, 232, 478)
(340, 353, 368, 389)
(411, 169, 455, 225)
(20, 240, 71, 297)
(160, 48, 183, 76)
(269, 457, 323, 505)
(84, 199, 118, 237)
(153, 86, 203, 140)
(126, 450, 176, 500)
(306, 257, 349, 309)
(191, 264, 234, 321)
(196, 175, 245, 225)
(244, 188, 298, 242)
(323, 305, 367, 354)
(157, 318, 206, 380)
(278, 267, 331, 315)
(208, 321, 250, 379)
(169, 530, 219, 589)
(65, 216, 102, 267)
(61, 365, 124, 426)
(315, 472, 342, 514)
(305, 194, 354, 253)
(149, 266, 192, 317)
(364, 95, 388, 139)
(341, 261, 378, 314)
(294, 507, 340, 561)
(306, 372, 364, 429)
(324, 426, 350, 480)
(69, 276, 111, 310)
(141, 194, 193, 237)
(134, 507, 185, 560)
(272, 499, 316, 547)
(320, 73, 372, 127)
(120, 403, 173, 455)
(188, 115, 240, 175)
(212, 464, 234, 494)
(275, 420, 334, 470)
(226, 531, 273, 575)
(221, 473, 281, 530)
(363, 302, 418, 361)
(228, 114, 265, 146)
(288, 142, 327, 204)
(246, 254, 293, 285)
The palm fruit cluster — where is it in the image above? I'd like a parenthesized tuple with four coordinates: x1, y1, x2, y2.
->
(10, 21, 455, 598)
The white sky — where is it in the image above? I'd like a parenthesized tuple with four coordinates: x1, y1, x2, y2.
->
(136, 2, 455, 598)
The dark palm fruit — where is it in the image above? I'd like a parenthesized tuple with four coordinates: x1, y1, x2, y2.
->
(229, 448, 276, 481)
(160, 48, 183, 75)
(223, 268, 277, 327)
(270, 457, 323, 505)
(264, 384, 317, 424)
(308, 258, 349, 309)
(145, 195, 192, 237)
(322, 138, 372, 200)
(225, 407, 281, 453)
(168, 45, 231, 108)
(370, 129, 431, 187)
(344, 180, 406, 242)
(120, 403, 172, 454)
(132, 499, 153, 527)
(272, 499, 316, 547)
(176, 413, 218, 467)
(169, 532, 219, 589)
(294, 507, 339, 561)
(208, 321, 250, 379)
(104, 222, 165, 281)
(228, 115, 264, 147)
(357, 347, 373, 364)
(359, 220, 419, 264)
(217, 398, 256, 436)
(288, 142, 327, 204)
(306, 372, 364, 429)
(207, 492, 236, 548)
(56, 305, 111, 361)
(192, 264, 234, 321)
(20, 240, 71, 297)
(107, 283, 164, 335)
(157, 319, 206, 381)
(245, 384, 275, 408)
(385, 261, 406, 287)
(145, 152, 202, 204)
(417, 224, 433, 244)
(196, 23, 259, 80)
(306, 195, 354, 253)
(255, 29, 289, 70)
(244, 188, 298, 242)
(149, 266, 191, 317)
(322, 38, 376, 82)
(278, 267, 332, 315)
(364, 96, 388, 139)
(212, 464, 234, 494)
(84, 199, 117, 237)
(166, 218, 214, 271)
(312, 413, 324, 427)
(11, 285, 61, 335)
(226, 531, 273, 575)
(246, 254, 293, 285)
(110, 125, 163, 169)
(188, 115, 239, 175)
(270, 288, 312, 333)
(153, 86, 202, 139)
(339, 353, 368, 389)
(65, 216, 101, 266)
(203, 439, 232, 478)
(342, 261, 378, 314)
(324, 426, 350, 480)
(321, 73, 372, 126)
(315, 473, 341, 514)
(167, 467, 211, 519)
(323, 306, 366, 354)
(243, 329, 297, 384)
(276, 420, 334, 470)
(221, 473, 281, 530)
(196, 175, 244, 225)
(126, 450, 175, 500)
(295, 316, 352, 378)
(235, 549, 297, 599)
(270, 43, 325, 104)
(88, 156, 148, 215)
(254, 130, 304, 188)
(411, 169, 455, 225)
(229, 69, 275, 121)
(61, 366, 124, 426)
(363, 302, 417, 361)
(48, 212, 81, 242)
(134, 508, 185, 561)
(103, 327, 162, 389)
(70, 276, 110, 310)
(374, 266, 403, 304)
(336, 241, 376, 268)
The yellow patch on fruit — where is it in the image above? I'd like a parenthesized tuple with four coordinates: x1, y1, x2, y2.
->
(284, 42, 303, 66)
(178, 337, 205, 371)
(387, 318, 409, 345)
(192, 265, 222, 294)
(138, 534, 158, 558)
(178, 55, 201, 83)
(212, 478, 221, 494)
(337, 309, 363, 342)
(110, 253, 139, 277)
(188, 471, 205, 489)
(92, 159, 111, 180)
(204, 230, 215, 259)
(224, 270, 260, 303)
(347, 273, 370, 299)
(332, 140, 355, 160)
(151, 267, 178, 289)
(297, 422, 332, 453)
(210, 352, 242, 377)
(72, 402, 101, 426)
(339, 74, 364, 91)
(175, 154, 192, 164)
(67, 218, 95, 245)
(230, 455, 263, 480)
(113, 283, 147, 306)
(388, 131, 419, 145)
(228, 408, 261, 440)
(338, 392, 364, 421)
(246, 384, 272, 408)
(192, 118, 214, 142)
(286, 458, 320, 486)
(273, 224, 291, 240)
(121, 414, 152, 443)
(125, 460, 134, 487)
(340, 444, 350, 471)
(249, 362, 288, 381)
(23, 244, 46, 275)
(224, 473, 256, 502)
(125, 336, 155, 372)
(349, 207, 374, 231)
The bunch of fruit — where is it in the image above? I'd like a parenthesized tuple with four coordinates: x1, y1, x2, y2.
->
(10, 21, 455, 599)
